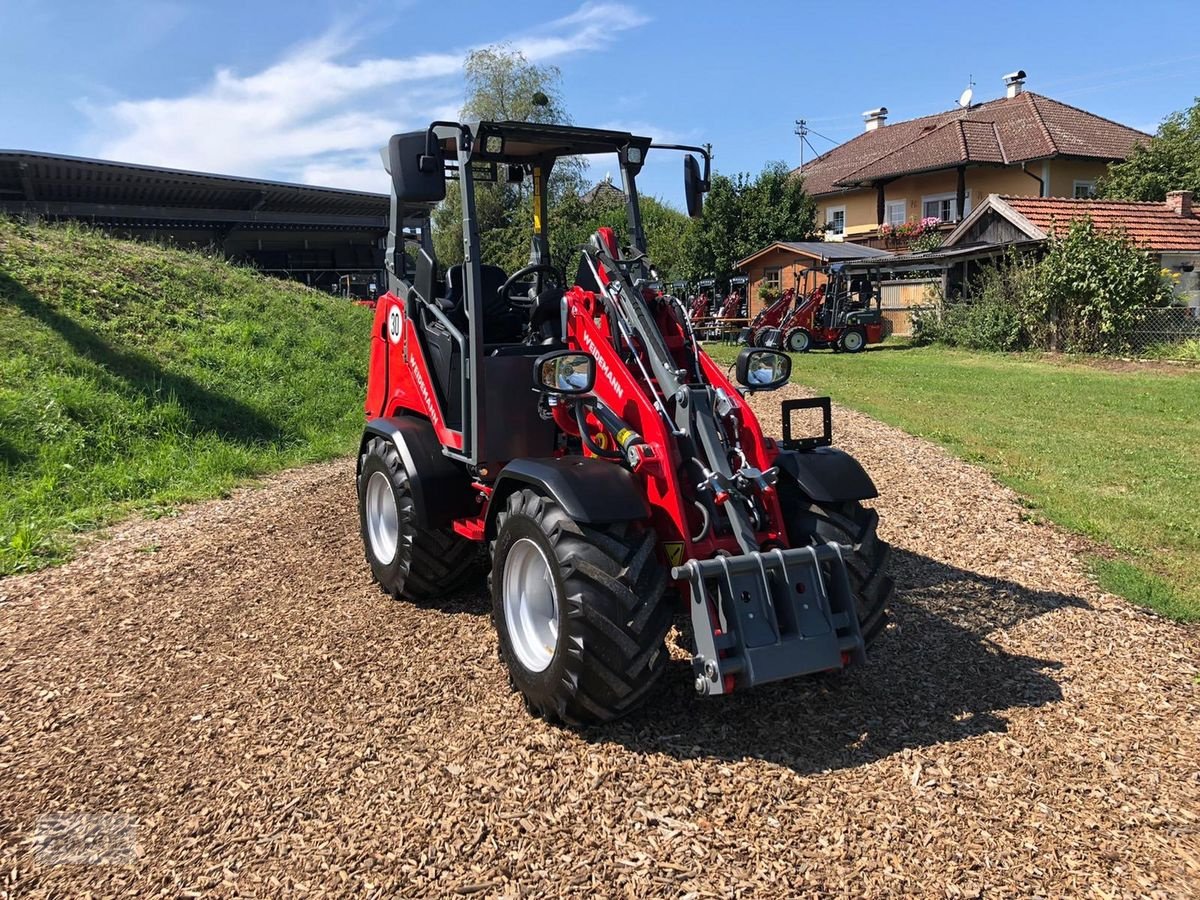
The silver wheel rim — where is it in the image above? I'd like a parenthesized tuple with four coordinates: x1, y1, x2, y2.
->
(503, 538, 560, 673)
(365, 470, 399, 564)
(844, 331, 864, 351)
(790, 332, 808, 351)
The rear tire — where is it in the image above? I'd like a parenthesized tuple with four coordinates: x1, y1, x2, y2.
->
(785, 328, 812, 353)
(491, 489, 671, 725)
(777, 481, 892, 646)
(357, 437, 481, 601)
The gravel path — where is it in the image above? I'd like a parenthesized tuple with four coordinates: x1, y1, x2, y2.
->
(2, 386, 1198, 898)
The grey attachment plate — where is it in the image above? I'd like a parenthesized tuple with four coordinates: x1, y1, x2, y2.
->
(674, 542, 865, 695)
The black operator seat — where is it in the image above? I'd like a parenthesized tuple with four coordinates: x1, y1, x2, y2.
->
(441, 264, 524, 344)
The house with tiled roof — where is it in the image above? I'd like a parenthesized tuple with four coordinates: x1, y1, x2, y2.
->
(796, 71, 1147, 247)
(581, 175, 625, 205)
(942, 191, 1200, 306)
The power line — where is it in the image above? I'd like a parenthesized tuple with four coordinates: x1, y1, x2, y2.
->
(805, 126, 839, 145)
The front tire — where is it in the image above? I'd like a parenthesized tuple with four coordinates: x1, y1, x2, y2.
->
(778, 481, 892, 646)
(357, 436, 481, 601)
(491, 489, 671, 725)
(785, 328, 812, 353)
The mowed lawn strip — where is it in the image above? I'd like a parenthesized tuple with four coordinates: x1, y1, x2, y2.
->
(711, 344, 1200, 621)
(0, 218, 372, 575)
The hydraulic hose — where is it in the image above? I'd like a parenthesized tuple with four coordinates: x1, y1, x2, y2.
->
(574, 400, 623, 460)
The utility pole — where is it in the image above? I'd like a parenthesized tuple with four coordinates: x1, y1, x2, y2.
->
(794, 119, 808, 168)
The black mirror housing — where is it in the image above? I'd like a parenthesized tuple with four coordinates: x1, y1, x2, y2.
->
(533, 350, 596, 395)
(735, 347, 791, 391)
(383, 132, 446, 204)
(684, 154, 705, 218)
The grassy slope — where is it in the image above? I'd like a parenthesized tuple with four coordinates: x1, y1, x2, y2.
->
(712, 344, 1200, 622)
(0, 219, 371, 575)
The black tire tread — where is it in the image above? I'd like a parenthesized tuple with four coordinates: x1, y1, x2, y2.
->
(492, 489, 671, 725)
(358, 437, 480, 602)
(778, 482, 893, 647)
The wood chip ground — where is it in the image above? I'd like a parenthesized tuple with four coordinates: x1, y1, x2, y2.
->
(1, 385, 1197, 898)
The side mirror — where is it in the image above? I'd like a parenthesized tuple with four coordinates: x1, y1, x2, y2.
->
(684, 155, 704, 218)
(533, 351, 596, 394)
(735, 348, 791, 391)
(506, 164, 524, 184)
(381, 132, 446, 204)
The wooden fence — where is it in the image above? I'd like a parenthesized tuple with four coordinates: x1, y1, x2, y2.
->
(879, 278, 941, 337)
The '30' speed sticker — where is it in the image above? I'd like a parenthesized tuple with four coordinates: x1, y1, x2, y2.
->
(387, 305, 403, 344)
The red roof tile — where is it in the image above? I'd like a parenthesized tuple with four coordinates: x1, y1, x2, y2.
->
(797, 92, 1146, 196)
(1002, 195, 1200, 252)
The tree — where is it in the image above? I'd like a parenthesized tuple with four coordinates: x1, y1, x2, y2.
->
(1098, 97, 1200, 201)
(681, 162, 818, 282)
(432, 45, 580, 270)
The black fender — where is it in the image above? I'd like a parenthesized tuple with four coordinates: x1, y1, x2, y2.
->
(360, 417, 475, 528)
(486, 457, 650, 537)
(774, 446, 878, 504)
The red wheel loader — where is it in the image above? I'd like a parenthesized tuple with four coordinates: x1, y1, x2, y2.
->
(357, 121, 892, 724)
(780, 264, 887, 353)
(740, 287, 797, 348)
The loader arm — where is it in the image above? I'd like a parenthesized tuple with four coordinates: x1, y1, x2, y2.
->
(563, 241, 867, 695)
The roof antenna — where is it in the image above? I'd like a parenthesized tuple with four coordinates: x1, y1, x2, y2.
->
(957, 75, 975, 109)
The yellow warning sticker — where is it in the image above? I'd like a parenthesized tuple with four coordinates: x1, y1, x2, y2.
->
(664, 542, 685, 567)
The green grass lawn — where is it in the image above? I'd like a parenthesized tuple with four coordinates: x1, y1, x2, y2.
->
(712, 342, 1200, 622)
(0, 218, 372, 576)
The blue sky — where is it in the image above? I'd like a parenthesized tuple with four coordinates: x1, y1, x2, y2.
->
(2, 0, 1197, 205)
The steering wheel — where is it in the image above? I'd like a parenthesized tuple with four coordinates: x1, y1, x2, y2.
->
(499, 263, 565, 300)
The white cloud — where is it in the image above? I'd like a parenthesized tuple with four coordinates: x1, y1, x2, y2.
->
(85, 3, 650, 190)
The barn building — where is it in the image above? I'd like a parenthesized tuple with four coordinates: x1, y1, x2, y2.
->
(0, 150, 390, 298)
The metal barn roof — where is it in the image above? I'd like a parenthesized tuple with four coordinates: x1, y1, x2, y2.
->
(736, 240, 892, 268)
(0, 150, 390, 230)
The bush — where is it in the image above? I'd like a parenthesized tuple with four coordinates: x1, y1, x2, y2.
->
(915, 256, 1032, 351)
(1025, 217, 1172, 352)
(916, 219, 1171, 354)
(940, 296, 1024, 350)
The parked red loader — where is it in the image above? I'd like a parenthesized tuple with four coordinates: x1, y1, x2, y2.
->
(357, 121, 892, 724)
(780, 265, 887, 353)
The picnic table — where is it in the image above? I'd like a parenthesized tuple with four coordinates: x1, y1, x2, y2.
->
(692, 317, 749, 343)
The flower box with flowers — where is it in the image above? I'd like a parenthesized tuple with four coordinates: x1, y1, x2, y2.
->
(880, 217, 942, 247)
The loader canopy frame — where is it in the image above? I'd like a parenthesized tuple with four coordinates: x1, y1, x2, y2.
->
(381, 119, 711, 466)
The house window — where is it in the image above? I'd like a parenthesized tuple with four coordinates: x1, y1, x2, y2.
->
(1073, 180, 1097, 198)
(825, 206, 846, 236)
(921, 192, 965, 223)
(762, 267, 782, 293)
(885, 200, 907, 227)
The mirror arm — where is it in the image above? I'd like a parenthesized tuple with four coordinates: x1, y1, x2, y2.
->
(421, 122, 471, 171)
(651, 143, 712, 189)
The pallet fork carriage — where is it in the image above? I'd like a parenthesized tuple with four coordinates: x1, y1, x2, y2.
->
(356, 119, 892, 722)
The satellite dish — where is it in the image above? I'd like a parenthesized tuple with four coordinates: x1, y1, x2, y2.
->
(958, 86, 974, 108)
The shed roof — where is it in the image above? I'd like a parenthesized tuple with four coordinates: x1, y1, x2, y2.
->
(736, 240, 892, 268)
(943, 193, 1200, 252)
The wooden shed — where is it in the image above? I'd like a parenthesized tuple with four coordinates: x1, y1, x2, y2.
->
(735, 241, 892, 315)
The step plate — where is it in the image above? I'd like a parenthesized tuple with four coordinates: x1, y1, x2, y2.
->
(673, 543, 866, 695)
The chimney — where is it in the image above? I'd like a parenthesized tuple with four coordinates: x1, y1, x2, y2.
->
(1166, 190, 1194, 217)
(862, 107, 888, 132)
(1003, 70, 1027, 98)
